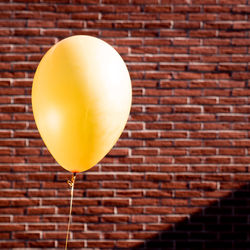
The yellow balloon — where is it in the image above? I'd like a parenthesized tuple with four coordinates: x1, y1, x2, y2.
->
(32, 35, 132, 173)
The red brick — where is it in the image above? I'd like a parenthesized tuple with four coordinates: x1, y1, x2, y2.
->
(160, 166, 187, 172)
(117, 174, 144, 181)
(203, 123, 231, 130)
(131, 215, 158, 223)
(205, 21, 232, 29)
(0, 131, 11, 138)
(145, 140, 172, 147)
(175, 89, 202, 96)
(175, 174, 202, 181)
(13, 232, 40, 239)
(0, 224, 25, 231)
(174, 106, 201, 113)
(190, 166, 217, 172)
(204, 89, 231, 96)
(145, 122, 172, 129)
(116, 224, 143, 231)
(160, 148, 186, 156)
(160, 114, 189, 121)
(87, 241, 115, 248)
(174, 72, 202, 80)
(234, 174, 250, 181)
(189, 13, 217, 21)
(204, 191, 231, 198)
(190, 30, 217, 37)
(219, 47, 247, 54)
(174, 6, 200, 13)
(174, 21, 201, 29)
(117, 207, 143, 215)
(132, 181, 158, 189)
(101, 215, 129, 223)
(176, 191, 202, 198)
(27, 208, 55, 215)
(86, 174, 114, 181)
(163, 199, 188, 207)
(132, 148, 158, 155)
(219, 115, 246, 122)
(146, 223, 173, 231)
(175, 157, 202, 164)
(232, 5, 250, 13)
(234, 157, 250, 164)
(174, 123, 201, 130)
(146, 174, 171, 181)
(87, 190, 114, 197)
(132, 131, 158, 138)
(204, 5, 231, 12)
(132, 232, 159, 239)
(161, 97, 187, 104)
(0, 233, 10, 239)
(159, 64, 186, 71)
(116, 190, 143, 197)
(161, 47, 188, 54)
(145, 72, 172, 80)
(0, 242, 25, 248)
(190, 182, 217, 190)
(190, 148, 216, 156)
(145, 6, 171, 13)
(189, 65, 217, 72)
(202, 55, 231, 62)
(205, 157, 231, 164)
(145, 89, 171, 96)
(190, 46, 217, 54)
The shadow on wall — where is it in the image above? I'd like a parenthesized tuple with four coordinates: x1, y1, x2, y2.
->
(132, 184, 250, 250)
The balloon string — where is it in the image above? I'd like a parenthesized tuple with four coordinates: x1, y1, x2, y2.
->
(65, 172, 76, 250)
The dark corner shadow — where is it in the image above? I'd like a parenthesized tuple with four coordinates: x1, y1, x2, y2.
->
(131, 183, 250, 250)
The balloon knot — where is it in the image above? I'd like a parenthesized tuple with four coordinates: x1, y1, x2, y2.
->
(67, 174, 76, 188)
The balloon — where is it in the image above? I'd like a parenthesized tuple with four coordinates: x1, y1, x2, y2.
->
(32, 35, 132, 173)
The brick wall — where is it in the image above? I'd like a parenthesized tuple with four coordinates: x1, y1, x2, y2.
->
(0, 0, 249, 249)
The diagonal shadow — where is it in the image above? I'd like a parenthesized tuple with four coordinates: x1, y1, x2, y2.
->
(131, 183, 250, 250)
